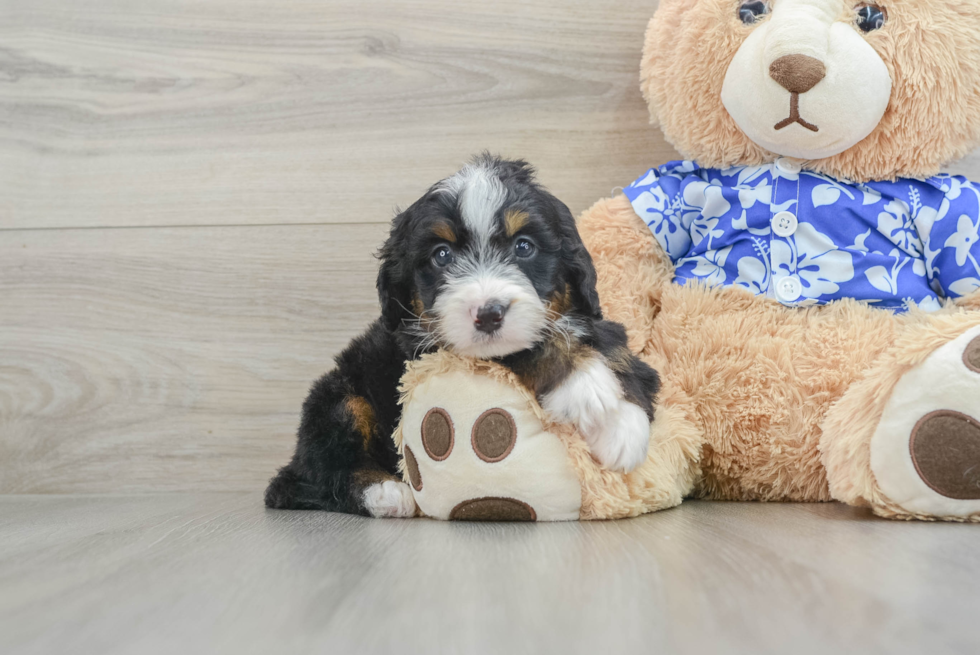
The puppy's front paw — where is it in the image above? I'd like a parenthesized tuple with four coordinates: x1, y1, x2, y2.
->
(362, 480, 417, 518)
(541, 359, 622, 433)
(583, 402, 651, 473)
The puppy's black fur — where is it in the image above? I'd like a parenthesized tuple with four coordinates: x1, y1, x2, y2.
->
(265, 156, 660, 516)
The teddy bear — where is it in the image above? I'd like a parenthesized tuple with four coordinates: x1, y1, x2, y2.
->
(394, 0, 980, 522)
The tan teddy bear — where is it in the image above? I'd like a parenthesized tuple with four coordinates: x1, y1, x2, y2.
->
(395, 0, 980, 522)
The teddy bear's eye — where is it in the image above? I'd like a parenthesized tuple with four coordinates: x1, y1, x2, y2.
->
(856, 4, 887, 32)
(738, 1, 770, 25)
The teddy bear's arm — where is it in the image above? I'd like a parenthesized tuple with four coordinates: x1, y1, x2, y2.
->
(576, 195, 675, 354)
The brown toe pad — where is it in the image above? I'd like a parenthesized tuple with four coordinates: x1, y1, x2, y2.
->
(965, 334, 980, 374)
(449, 497, 537, 522)
(910, 410, 980, 500)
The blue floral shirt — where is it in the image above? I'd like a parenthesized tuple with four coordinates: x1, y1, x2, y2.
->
(623, 159, 980, 312)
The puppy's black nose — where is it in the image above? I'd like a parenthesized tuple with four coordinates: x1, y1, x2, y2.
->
(474, 303, 507, 334)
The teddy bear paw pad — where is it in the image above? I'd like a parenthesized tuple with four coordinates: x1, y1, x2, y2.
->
(449, 497, 537, 521)
(399, 369, 582, 521)
(910, 411, 980, 500)
(870, 325, 980, 518)
(964, 333, 980, 373)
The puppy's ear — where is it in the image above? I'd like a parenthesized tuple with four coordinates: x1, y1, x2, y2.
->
(551, 194, 602, 320)
(376, 211, 413, 332)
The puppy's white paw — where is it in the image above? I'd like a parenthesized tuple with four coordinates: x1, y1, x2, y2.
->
(583, 402, 652, 473)
(362, 480, 417, 518)
(541, 358, 622, 433)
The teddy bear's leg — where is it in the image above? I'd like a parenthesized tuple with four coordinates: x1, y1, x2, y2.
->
(577, 195, 674, 357)
(821, 313, 980, 520)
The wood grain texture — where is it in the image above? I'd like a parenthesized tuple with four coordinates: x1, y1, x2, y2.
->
(1, 495, 978, 655)
(0, 223, 388, 493)
(0, 0, 672, 229)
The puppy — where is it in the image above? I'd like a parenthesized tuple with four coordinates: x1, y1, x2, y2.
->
(265, 155, 660, 517)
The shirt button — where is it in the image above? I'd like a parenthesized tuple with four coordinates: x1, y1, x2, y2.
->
(772, 211, 799, 237)
(775, 158, 802, 175)
(776, 276, 803, 303)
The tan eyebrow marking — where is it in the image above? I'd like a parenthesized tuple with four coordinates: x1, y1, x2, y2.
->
(504, 210, 529, 237)
(432, 221, 457, 243)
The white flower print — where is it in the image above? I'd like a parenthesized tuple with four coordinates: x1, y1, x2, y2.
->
(734, 165, 771, 187)
(691, 216, 724, 247)
(850, 229, 872, 253)
(686, 246, 733, 287)
(683, 180, 731, 222)
(855, 183, 883, 206)
(772, 223, 854, 299)
(733, 248, 771, 295)
(812, 181, 856, 208)
(948, 278, 980, 297)
(732, 210, 771, 236)
(633, 185, 690, 258)
(944, 214, 980, 275)
(737, 182, 772, 211)
(942, 175, 968, 201)
(865, 248, 910, 295)
(876, 198, 923, 256)
(913, 198, 948, 247)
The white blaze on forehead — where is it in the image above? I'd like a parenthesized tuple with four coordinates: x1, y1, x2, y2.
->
(438, 161, 507, 240)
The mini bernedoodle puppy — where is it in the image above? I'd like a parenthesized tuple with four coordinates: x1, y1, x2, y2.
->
(265, 155, 660, 517)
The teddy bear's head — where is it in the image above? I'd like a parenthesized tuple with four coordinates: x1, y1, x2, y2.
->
(643, 0, 980, 182)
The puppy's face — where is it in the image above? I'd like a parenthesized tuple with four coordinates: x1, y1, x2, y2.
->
(378, 156, 601, 359)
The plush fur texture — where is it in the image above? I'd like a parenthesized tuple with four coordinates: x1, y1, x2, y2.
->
(643, 0, 980, 182)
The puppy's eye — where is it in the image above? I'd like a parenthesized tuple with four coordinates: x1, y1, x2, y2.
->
(856, 4, 887, 32)
(738, 1, 770, 25)
(431, 245, 455, 268)
(514, 237, 536, 259)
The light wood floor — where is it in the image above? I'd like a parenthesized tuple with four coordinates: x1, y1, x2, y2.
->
(2, 495, 979, 655)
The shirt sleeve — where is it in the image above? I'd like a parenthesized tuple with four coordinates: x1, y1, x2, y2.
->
(622, 164, 696, 262)
(918, 177, 980, 299)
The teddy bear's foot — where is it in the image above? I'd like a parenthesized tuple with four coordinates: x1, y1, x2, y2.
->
(869, 325, 980, 520)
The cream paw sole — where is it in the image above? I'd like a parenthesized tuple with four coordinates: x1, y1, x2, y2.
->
(870, 325, 980, 519)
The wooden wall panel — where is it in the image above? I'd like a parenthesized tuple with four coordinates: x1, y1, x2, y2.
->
(0, 0, 672, 230)
(0, 224, 387, 492)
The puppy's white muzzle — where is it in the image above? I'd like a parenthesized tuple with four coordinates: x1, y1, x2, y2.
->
(433, 266, 547, 359)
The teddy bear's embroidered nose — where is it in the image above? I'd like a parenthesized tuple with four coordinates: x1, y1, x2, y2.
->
(769, 54, 826, 94)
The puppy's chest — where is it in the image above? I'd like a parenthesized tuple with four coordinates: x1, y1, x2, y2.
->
(500, 339, 592, 398)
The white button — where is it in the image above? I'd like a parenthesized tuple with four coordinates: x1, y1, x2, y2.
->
(772, 211, 799, 237)
(775, 158, 802, 175)
(776, 276, 803, 303)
